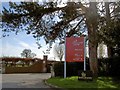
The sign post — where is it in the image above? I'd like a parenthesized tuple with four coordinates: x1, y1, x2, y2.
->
(64, 36, 67, 78)
(84, 37, 86, 71)
(64, 60, 66, 78)
(64, 36, 86, 78)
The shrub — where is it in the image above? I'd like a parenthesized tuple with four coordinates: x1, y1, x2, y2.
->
(98, 56, 120, 78)
(54, 62, 64, 77)
(54, 56, 120, 78)
(98, 58, 111, 76)
(54, 58, 90, 77)
(109, 56, 120, 77)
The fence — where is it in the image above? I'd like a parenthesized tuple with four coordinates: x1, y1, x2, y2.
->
(1, 55, 58, 74)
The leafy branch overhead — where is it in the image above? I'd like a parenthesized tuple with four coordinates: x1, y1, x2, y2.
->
(2, 2, 86, 44)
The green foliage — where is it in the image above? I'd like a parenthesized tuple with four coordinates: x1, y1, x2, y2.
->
(109, 57, 120, 77)
(99, 20, 120, 47)
(98, 56, 120, 78)
(54, 59, 90, 77)
(98, 2, 120, 57)
(2, 1, 120, 77)
(54, 62, 64, 77)
(54, 57, 120, 79)
(47, 76, 120, 88)
(1, 2, 86, 45)
(21, 49, 36, 58)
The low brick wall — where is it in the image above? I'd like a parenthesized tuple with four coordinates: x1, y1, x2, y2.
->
(5, 61, 45, 74)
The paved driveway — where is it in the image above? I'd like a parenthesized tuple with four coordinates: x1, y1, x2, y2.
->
(2, 73, 51, 88)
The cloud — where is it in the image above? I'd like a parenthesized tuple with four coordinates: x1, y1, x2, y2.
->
(0, 36, 59, 61)
(1, 42, 23, 57)
(18, 40, 45, 58)
(19, 41, 31, 49)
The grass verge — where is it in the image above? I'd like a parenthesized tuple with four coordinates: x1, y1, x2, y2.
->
(46, 76, 120, 89)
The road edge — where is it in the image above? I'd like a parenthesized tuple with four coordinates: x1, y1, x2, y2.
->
(44, 79, 61, 89)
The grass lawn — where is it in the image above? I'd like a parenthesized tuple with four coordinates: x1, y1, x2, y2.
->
(46, 76, 120, 89)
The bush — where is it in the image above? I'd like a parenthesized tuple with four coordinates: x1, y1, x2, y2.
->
(54, 56, 120, 78)
(54, 58, 90, 77)
(98, 58, 111, 76)
(54, 62, 64, 77)
(98, 56, 120, 78)
(109, 56, 120, 77)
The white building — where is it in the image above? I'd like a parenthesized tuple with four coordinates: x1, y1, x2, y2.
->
(97, 43, 108, 58)
(85, 43, 108, 58)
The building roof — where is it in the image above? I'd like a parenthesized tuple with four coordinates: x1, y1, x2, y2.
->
(0, 57, 59, 63)
(1, 57, 41, 62)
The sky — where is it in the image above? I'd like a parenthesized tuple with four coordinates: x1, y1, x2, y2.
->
(0, 1, 109, 61)
(0, 2, 59, 60)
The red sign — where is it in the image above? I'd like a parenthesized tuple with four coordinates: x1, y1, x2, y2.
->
(66, 37, 85, 62)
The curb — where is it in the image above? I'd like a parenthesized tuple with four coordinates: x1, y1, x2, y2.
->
(44, 79, 61, 89)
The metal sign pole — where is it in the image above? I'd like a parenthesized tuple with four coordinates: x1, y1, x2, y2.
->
(64, 32, 67, 78)
(64, 60, 66, 78)
(84, 37, 86, 71)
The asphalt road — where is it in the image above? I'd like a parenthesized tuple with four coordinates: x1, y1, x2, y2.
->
(2, 73, 52, 88)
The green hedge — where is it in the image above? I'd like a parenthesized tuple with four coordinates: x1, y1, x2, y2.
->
(98, 56, 120, 78)
(54, 56, 120, 78)
(54, 62, 64, 77)
(54, 58, 90, 77)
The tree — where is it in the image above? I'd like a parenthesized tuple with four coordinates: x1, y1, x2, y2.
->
(1, 1, 98, 77)
(84, 2, 99, 77)
(98, 2, 120, 57)
(53, 44, 64, 62)
(21, 49, 36, 58)
(2, 1, 111, 77)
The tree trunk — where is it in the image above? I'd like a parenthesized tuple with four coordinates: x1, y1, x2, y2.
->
(60, 55, 63, 62)
(88, 41, 98, 77)
(87, 23, 98, 77)
(85, 2, 98, 77)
